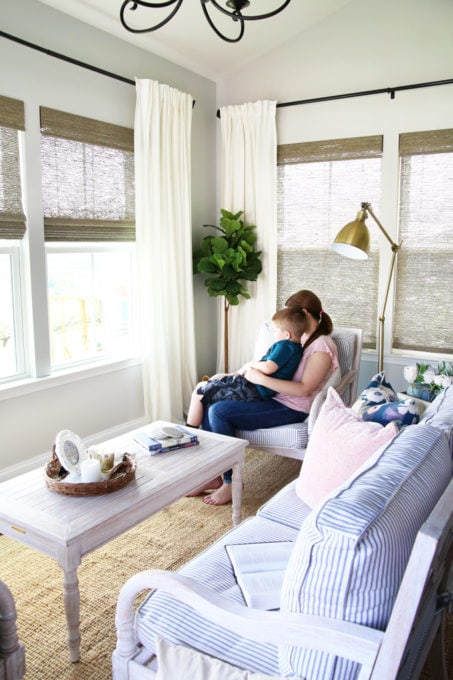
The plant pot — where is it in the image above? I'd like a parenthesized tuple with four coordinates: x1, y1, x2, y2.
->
(406, 383, 438, 402)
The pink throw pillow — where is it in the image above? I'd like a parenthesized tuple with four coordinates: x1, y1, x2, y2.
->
(296, 387, 399, 508)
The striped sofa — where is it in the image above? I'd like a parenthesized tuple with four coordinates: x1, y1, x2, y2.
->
(113, 385, 453, 680)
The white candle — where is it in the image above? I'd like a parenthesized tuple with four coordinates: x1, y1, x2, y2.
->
(81, 458, 101, 483)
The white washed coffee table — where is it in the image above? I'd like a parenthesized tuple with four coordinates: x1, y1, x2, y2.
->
(0, 423, 247, 663)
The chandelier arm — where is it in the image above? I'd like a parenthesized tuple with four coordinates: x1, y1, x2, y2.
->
(200, 1, 245, 42)
(120, 0, 184, 34)
(208, 0, 291, 21)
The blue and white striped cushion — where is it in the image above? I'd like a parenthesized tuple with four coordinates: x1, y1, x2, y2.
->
(279, 423, 453, 680)
(331, 330, 354, 377)
(257, 480, 312, 530)
(135, 516, 298, 676)
(238, 423, 309, 450)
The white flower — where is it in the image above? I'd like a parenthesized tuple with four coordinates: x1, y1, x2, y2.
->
(433, 374, 445, 387)
(403, 365, 418, 383)
(423, 369, 436, 384)
(438, 375, 453, 388)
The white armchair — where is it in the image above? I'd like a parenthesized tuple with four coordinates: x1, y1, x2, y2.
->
(236, 325, 363, 460)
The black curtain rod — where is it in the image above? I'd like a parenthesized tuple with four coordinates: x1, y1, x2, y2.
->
(1, 30, 136, 85)
(0, 30, 196, 107)
(216, 77, 453, 117)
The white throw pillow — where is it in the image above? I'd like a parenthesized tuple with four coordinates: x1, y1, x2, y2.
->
(156, 637, 294, 680)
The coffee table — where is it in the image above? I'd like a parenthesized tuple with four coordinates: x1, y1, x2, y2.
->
(0, 423, 247, 662)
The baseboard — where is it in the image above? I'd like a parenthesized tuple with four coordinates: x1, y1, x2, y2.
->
(0, 417, 147, 483)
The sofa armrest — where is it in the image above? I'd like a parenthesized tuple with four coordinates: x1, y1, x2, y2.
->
(114, 569, 383, 677)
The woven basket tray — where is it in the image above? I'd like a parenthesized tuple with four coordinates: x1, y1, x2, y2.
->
(45, 448, 136, 496)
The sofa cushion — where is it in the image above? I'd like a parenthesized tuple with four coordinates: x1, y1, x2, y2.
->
(258, 480, 312, 530)
(295, 388, 399, 508)
(279, 423, 452, 680)
(351, 371, 398, 417)
(135, 516, 298, 677)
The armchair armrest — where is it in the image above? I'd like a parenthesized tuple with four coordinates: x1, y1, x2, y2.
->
(114, 569, 383, 678)
(334, 368, 358, 405)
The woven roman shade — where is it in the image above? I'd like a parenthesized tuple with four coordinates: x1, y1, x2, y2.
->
(277, 135, 383, 349)
(40, 107, 135, 241)
(393, 128, 453, 354)
(278, 135, 383, 164)
(0, 95, 26, 239)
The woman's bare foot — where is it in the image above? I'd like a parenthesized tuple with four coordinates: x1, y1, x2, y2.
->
(186, 476, 223, 497)
(201, 483, 232, 506)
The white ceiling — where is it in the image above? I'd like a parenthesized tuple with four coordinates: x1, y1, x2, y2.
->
(37, 0, 352, 81)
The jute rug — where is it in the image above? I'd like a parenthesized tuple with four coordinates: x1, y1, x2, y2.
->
(1, 448, 451, 680)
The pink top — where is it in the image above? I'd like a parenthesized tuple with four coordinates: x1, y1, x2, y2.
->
(273, 334, 340, 413)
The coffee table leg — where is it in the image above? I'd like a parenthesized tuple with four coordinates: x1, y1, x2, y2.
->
(231, 459, 243, 526)
(62, 566, 81, 662)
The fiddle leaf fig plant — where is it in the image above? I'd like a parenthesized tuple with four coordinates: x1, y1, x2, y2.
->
(194, 209, 263, 371)
(195, 209, 262, 306)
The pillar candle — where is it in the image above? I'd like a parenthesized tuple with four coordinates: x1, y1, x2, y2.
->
(81, 458, 102, 483)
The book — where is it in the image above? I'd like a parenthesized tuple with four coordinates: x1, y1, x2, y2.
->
(133, 425, 199, 455)
(225, 541, 293, 610)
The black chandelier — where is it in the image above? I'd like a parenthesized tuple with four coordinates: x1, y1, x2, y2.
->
(119, 0, 292, 43)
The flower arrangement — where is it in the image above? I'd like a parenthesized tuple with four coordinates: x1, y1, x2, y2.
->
(403, 361, 453, 401)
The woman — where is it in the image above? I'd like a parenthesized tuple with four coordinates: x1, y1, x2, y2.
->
(198, 290, 340, 506)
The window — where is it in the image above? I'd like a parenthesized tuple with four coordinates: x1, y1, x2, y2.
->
(40, 107, 136, 368)
(0, 95, 26, 381)
(277, 136, 382, 349)
(394, 129, 453, 355)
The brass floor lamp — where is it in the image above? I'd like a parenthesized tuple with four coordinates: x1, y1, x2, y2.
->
(331, 202, 401, 373)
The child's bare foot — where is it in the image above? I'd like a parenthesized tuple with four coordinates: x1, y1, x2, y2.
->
(186, 476, 223, 497)
(201, 483, 232, 506)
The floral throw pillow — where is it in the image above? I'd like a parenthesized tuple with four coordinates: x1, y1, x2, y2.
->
(361, 398, 420, 427)
(351, 371, 398, 417)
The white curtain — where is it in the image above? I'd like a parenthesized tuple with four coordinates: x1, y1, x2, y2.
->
(135, 79, 197, 422)
(218, 100, 277, 372)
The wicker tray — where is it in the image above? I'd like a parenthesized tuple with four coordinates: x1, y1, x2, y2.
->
(45, 448, 136, 496)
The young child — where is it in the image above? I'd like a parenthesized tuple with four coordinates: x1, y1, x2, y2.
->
(186, 307, 306, 428)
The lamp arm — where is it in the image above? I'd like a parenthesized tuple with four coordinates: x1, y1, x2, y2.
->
(362, 202, 399, 251)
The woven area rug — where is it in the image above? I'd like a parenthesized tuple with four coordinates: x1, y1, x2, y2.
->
(1, 448, 451, 680)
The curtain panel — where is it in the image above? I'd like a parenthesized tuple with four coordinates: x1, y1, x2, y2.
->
(218, 100, 277, 372)
(134, 79, 197, 422)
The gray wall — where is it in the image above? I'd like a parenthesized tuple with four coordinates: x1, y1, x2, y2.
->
(0, 0, 217, 475)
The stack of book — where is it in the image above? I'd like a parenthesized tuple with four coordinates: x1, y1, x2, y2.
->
(133, 425, 199, 455)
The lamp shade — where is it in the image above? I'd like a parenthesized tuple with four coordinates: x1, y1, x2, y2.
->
(331, 208, 370, 260)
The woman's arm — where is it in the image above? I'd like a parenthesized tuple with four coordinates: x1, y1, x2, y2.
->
(244, 351, 331, 397)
